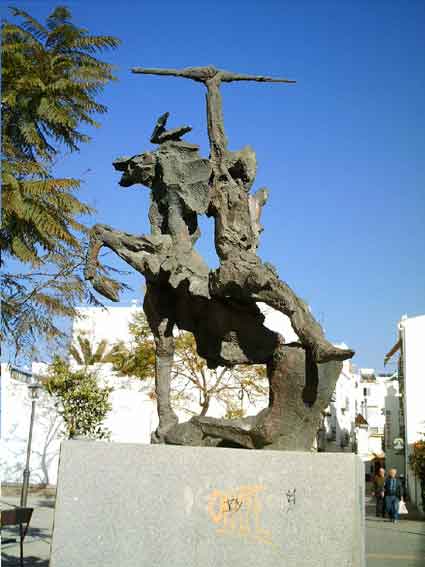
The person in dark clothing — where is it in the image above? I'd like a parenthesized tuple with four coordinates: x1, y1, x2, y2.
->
(372, 467, 386, 518)
(384, 468, 404, 523)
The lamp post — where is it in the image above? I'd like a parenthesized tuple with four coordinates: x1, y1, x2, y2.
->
(20, 381, 41, 508)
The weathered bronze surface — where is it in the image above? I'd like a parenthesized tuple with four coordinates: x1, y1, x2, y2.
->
(85, 66, 354, 450)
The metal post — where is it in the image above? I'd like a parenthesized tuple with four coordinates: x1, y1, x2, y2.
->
(20, 383, 39, 508)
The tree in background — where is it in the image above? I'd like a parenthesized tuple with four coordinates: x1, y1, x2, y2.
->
(69, 333, 117, 367)
(1, 6, 121, 357)
(111, 311, 268, 418)
(409, 436, 425, 511)
(108, 312, 156, 380)
(171, 332, 268, 418)
(44, 356, 112, 439)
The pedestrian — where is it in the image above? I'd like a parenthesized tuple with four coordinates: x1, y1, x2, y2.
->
(372, 467, 386, 518)
(384, 468, 404, 523)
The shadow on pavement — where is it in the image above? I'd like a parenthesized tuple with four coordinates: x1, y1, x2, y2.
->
(0, 498, 55, 510)
(32, 499, 55, 509)
(2, 525, 51, 543)
(1, 552, 49, 567)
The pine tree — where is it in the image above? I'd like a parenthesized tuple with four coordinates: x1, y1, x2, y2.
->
(1, 6, 121, 355)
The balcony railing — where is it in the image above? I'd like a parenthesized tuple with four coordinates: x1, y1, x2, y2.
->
(369, 426, 385, 435)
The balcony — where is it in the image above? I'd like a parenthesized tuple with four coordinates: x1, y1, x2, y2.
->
(369, 426, 385, 435)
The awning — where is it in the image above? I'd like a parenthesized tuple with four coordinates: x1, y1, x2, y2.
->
(355, 413, 368, 427)
(365, 452, 385, 462)
(384, 339, 401, 366)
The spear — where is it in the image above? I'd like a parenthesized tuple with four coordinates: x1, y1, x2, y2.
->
(132, 66, 295, 167)
(131, 65, 295, 85)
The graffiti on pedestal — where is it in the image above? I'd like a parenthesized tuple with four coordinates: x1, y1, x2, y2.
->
(207, 485, 273, 545)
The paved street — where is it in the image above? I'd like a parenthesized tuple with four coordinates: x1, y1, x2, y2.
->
(1, 491, 424, 566)
(1, 494, 53, 567)
(365, 493, 425, 566)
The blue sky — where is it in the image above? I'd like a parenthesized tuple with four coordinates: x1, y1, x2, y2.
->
(6, 0, 425, 371)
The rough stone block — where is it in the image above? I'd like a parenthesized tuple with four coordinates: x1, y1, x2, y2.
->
(50, 441, 365, 567)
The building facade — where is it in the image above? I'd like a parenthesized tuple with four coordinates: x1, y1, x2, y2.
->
(321, 359, 359, 453)
(321, 365, 403, 480)
(385, 314, 425, 514)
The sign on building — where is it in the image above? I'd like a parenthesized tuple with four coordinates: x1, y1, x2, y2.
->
(392, 437, 404, 451)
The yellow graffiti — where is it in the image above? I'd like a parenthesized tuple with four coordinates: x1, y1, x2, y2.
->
(207, 485, 273, 545)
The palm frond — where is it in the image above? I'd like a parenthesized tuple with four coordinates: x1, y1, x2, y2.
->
(69, 344, 84, 365)
(94, 339, 108, 362)
(9, 7, 49, 40)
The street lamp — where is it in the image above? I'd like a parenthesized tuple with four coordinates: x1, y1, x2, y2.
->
(20, 380, 41, 508)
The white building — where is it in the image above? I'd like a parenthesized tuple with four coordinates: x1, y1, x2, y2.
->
(385, 313, 425, 513)
(0, 360, 160, 486)
(322, 359, 359, 453)
(0, 302, 156, 486)
(72, 302, 143, 350)
(0, 365, 62, 486)
(357, 370, 402, 477)
(257, 302, 299, 343)
(321, 364, 403, 481)
(359, 370, 386, 456)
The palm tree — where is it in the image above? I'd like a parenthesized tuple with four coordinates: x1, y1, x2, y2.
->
(69, 334, 118, 367)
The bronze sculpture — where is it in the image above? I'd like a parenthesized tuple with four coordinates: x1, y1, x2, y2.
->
(84, 66, 354, 450)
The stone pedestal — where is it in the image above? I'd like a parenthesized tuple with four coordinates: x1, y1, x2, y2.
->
(50, 441, 365, 567)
